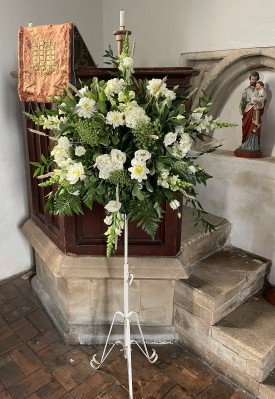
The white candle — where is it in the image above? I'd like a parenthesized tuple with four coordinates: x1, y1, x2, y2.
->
(120, 10, 125, 27)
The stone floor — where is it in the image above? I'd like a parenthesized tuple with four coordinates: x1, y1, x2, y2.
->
(0, 273, 256, 399)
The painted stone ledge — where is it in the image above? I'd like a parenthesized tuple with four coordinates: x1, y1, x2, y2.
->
(21, 218, 191, 344)
(21, 218, 193, 280)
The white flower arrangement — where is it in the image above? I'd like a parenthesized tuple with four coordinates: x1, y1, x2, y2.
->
(25, 35, 233, 256)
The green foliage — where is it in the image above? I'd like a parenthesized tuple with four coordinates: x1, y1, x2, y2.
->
(30, 154, 53, 178)
(75, 119, 100, 146)
(128, 200, 163, 238)
(54, 191, 83, 216)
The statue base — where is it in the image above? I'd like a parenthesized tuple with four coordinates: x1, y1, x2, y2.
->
(234, 148, 262, 158)
(263, 287, 275, 306)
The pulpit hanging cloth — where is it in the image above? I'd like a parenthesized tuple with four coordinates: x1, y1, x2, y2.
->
(18, 22, 74, 102)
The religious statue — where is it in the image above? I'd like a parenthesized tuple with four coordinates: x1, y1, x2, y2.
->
(234, 71, 266, 158)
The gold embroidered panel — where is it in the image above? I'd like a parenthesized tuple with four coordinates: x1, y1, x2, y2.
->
(18, 23, 73, 102)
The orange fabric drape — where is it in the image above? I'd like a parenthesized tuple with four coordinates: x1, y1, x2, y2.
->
(18, 22, 73, 102)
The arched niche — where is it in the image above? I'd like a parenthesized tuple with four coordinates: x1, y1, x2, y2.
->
(180, 47, 275, 156)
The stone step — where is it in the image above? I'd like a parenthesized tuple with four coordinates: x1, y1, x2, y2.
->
(175, 246, 270, 325)
(179, 206, 231, 277)
(213, 293, 275, 383)
(259, 368, 275, 399)
(174, 293, 275, 397)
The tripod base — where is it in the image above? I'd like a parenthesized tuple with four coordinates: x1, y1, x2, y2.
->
(90, 310, 158, 369)
(90, 310, 158, 399)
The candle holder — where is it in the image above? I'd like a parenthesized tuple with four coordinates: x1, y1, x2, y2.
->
(113, 29, 132, 55)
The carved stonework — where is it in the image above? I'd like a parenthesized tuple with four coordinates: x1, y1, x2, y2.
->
(180, 47, 275, 117)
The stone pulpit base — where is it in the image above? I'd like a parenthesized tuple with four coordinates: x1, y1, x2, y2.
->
(22, 219, 195, 345)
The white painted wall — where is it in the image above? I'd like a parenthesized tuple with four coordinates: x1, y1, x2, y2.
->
(102, 0, 275, 282)
(103, 0, 275, 66)
(0, 0, 103, 280)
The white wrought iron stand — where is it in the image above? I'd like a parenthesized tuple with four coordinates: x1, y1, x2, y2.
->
(90, 215, 158, 399)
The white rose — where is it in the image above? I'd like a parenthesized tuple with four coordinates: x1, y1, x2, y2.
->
(75, 146, 86, 156)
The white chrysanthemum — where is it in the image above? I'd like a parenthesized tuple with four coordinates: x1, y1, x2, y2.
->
(124, 104, 150, 129)
(75, 146, 86, 156)
(106, 111, 125, 128)
(134, 150, 151, 162)
(75, 97, 96, 118)
(169, 199, 181, 210)
(66, 162, 86, 184)
(110, 149, 126, 166)
(104, 78, 126, 98)
(146, 79, 166, 97)
(105, 200, 121, 213)
(164, 132, 178, 147)
(128, 160, 149, 183)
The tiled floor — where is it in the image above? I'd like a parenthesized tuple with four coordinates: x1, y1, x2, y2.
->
(0, 274, 255, 399)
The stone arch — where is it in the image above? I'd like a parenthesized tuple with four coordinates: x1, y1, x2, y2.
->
(180, 47, 275, 117)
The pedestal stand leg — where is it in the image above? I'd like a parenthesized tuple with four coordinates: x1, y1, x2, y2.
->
(90, 215, 158, 399)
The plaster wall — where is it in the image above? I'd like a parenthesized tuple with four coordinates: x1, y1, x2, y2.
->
(103, 0, 275, 67)
(0, 0, 103, 280)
